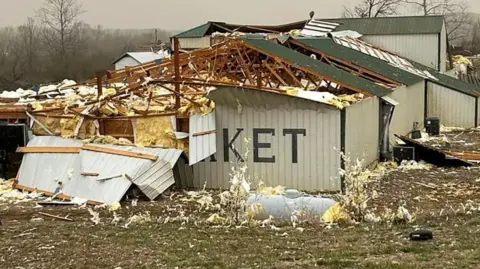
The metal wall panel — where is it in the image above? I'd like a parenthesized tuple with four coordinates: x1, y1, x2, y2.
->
(114, 57, 140, 70)
(17, 136, 184, 203)
(387, 82, 425, 143)
(192, 88, 341, 192)
(178, 37, 211, 49)
(427, 82, 476, 128)
(362, 34, 439, 71)
(345, 97, 379, 166)
(189, 111, 216, 165)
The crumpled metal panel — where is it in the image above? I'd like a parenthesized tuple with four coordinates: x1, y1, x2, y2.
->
(188, 111, 216, 165)
(16, 136, 183, 204)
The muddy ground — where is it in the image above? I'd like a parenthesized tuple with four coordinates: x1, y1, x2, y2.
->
(1, 165, 480, 269)
(422, 128, 480, 152)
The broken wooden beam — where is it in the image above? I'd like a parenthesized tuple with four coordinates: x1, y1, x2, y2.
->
(81, 144, 158, 161)
(38, 212, 74, 222)
(14, 184, 103, 205)
(192, 130, 216, 137)
(80, 172, 99, 176)
(16, 147, 82, 154)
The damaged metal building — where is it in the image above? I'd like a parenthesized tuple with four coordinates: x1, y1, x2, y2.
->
(1, 15, 479, 201)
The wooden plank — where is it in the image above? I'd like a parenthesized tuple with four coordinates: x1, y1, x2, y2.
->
(192, 130, 216, 137)
(38, 212, 74, 222)
(82, 144, 158, 161)
(263, 60, 288, 86)
(16, 147, 82, 154)
(14, 184, 103, 205)
(26, 111, 54, 135)
(80, 172, 99, 176)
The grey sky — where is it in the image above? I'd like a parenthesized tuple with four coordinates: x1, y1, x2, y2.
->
(1, 0, 480, 31)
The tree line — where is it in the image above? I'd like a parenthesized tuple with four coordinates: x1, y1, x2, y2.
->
(0, 0, 171, 91)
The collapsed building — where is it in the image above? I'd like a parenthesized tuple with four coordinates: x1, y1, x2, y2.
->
(0, 15, 479, 204)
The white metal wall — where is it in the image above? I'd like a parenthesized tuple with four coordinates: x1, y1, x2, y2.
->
(115, 57, 140, 70)
(362, 34, 439, 71)
(192, 88, 341, 192)
(388, 82, 425, 142)
(427, 82, 476, 128)
(345, 97, 379, 166)
(177, 37, 211, 49)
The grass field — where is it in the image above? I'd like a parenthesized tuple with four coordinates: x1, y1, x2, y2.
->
(1, 165, 480, 269)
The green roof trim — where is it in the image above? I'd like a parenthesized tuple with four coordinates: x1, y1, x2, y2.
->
(410, 62, 480, 97)
(318, 16, 444, 35)
(294, 38, 424, 86)
(174, 22, 211, 38)
(242, 38, 392, 97)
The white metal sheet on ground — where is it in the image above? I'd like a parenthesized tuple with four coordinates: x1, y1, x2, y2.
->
(16, 136, 183, 204)
(189, 111, 216, 165)
(132, 148, 183, 200)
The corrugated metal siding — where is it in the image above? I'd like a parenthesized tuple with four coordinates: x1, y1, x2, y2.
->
(440, 23, 447, 72)
(178, 37, 211, 49)
(131, 148, 183, 200)
(345, 97, 379, 166)
(362, 34, 439, 71)
(388, 83, 425, 144)
(114, 57, 140, 70)
(189, 111, 216, 165)
(17, 136, 184, 203)
(193, 88, 341, 191)
(427, 82, 476, 128)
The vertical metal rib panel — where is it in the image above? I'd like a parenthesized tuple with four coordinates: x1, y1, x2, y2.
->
(192, 89, 341, 192)
(362, 34, 438, 71)
(388, 82, 425, 142)
(345, 97, 379, 166)
(426, 82, 476, 128)
(178, 37, 211, 49)
(189, 111, 216, 165)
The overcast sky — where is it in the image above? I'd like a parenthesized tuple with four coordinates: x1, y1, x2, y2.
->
(1, 0, 480, 31)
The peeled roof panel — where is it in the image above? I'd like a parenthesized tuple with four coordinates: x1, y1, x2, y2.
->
(243, 38, 392, 97)
(294, 38, 424, 86)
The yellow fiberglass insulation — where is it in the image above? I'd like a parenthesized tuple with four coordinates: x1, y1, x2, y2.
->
(77, 119, 97, 139)
(176, 138, 189, 155)
(32, 116, 62, 135)
(136, 117, 177, 148)
(60, 116, 80, 138)
(99, 102, 118, 116)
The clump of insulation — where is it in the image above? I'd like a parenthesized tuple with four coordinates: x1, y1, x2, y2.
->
(135, 117, 177, 148)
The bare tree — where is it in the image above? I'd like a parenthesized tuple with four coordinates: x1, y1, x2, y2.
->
(343, 0, 401, 18)
(36, 0, 85, 78)
(469, 19, 480, 54)
(18, 18, 41, 74)
(403, 0, 472, 42)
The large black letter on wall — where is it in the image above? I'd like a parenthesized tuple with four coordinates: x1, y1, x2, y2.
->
(253, 128, 275, 163)
(223, 128, 244, 162)
(283, 129, 306, 163)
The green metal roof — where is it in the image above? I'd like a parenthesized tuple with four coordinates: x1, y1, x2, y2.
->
(174, 22, 211, 38)
(294, 38, 424, 86)
(410, 62, 480, 97)
(174, 16, 444, 38)
(317, 16, 445, 35)
(242, 38, 392, 97)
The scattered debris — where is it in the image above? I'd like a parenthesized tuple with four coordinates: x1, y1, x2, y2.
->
(38, 212, 74, 222)
(409, 229, 433, 241)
